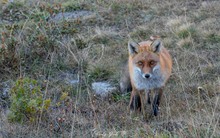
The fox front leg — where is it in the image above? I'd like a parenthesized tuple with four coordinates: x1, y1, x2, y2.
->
(138, 90, 147, 116)
(152, 88, 163, 116)
(129, 90, 141, 111)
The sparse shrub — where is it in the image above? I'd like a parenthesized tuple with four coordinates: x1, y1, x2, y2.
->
(8, 77, 51, 123)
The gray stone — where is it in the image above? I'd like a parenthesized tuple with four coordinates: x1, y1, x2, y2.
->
(50, 10, 94, 22)
(0, 131, 10, 138)
(92, 82, 116, 97)
(0, 80, 12, 99)
(57, 72, 79, 86)
(69, 79, 79, 85)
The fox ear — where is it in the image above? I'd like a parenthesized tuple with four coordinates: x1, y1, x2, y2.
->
(151, 40, 162, 53)
(128, 41, 139, 55)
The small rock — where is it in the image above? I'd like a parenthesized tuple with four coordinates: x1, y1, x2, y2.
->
(0, 80, 12, 99)
(0, 131, 10, 138)
(50, 10, 94, 22)
(2, 87, 10, 98)
(92, 82, 117, 97)
(68, 79, 79, 85)
(57, 72, 79, 86)
(144, 15, 153, 22)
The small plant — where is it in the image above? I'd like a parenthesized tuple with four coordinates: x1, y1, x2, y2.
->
(112, 93, 130, 102)
(206, 33, 220, 43)
(177, 24, 196, 39)
(8, 77, 51, 123)
(87, 66, 113, 81)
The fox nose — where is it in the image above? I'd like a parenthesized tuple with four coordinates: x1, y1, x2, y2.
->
(145, 74, 151, 78)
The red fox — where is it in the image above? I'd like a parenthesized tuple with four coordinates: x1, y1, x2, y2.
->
(120, 36, 172, 116)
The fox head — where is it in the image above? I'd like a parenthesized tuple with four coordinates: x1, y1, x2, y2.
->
(128, 38, 163, 80)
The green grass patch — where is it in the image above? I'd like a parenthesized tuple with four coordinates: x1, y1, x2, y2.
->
(62, 1, 88, 12)
(177, 27, 196, 39)
(29, 10, 50, 22)
(112, 92, 130, 102)
(72, 37, 88, 49)
(206, 34, 220, 43)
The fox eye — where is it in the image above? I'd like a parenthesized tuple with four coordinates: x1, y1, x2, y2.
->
(137, 61, 143, 66)
(149, 61, 156, 66)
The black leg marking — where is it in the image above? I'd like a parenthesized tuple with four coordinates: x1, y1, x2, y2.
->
(130, 95, 141, 111)
(147, 91, 151, 104)
(152, 94, 159, 116)
(152, 89, 163, 116)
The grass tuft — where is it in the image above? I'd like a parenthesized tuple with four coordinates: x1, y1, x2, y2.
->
(206, 33, 220, 44)
(177, 24, 197, 39)
(87, 65, 113, 82)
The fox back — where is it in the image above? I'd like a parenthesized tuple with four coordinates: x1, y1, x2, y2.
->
(128, 38, 172, 91)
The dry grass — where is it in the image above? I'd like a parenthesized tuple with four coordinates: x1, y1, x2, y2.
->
(0, 0, 220, 137)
